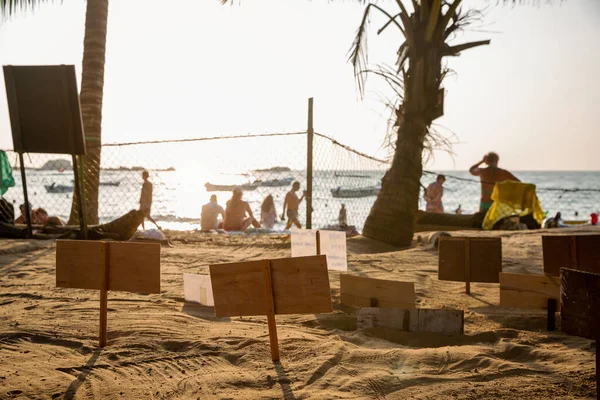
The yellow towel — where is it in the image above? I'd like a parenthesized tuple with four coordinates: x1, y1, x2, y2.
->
(482, 181, 544, 230)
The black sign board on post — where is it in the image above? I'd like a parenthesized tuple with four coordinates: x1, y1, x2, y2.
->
(3, 65, 87, 238)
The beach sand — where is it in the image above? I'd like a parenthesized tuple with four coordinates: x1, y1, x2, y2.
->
(1, 228, 598, 399)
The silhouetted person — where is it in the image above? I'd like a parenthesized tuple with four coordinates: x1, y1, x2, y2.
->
(223, 188, 260, 231)
(282, 181, 305, 230)
(469, 152, 519, 214)
(139, 170, 153, 230)
(261, 195, 277, 229)
(424, 174, 445, 213)
(201, 194, 225, 231)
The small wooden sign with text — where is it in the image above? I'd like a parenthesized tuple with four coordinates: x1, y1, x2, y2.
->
(291, 229, 347, 271)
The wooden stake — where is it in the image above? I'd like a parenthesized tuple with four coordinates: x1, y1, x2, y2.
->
(262, 260, 280, 361)
(99, 242, 109, 347)
(316, 230, 321, 255)
(547, 298, 556, 331)
(570, 236, 578, 269)
(596, 334, 600, 400)
(465, 239, 471, 295)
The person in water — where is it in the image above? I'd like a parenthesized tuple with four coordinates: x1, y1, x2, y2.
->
(281, 181, 305, 230)
(223, 188, 260, 231)
(260, 195, 277, 229)
(424, 174, 445, 213)
(201, 194, 225, 231)
(469, 152, 519, 213)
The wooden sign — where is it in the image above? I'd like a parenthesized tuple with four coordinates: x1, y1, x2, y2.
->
(291, 229, 347, 271)
(499, 272, 560, 330)
(183, 273, 214, 306)
(543, 235, 600, 276)
(340, 274, 415, 309)
(3, 65, 86, 155)
(560, 268, 600, 399)
(56, 240, 161, 347)
(209, 255, 332, 361)
(357, 307, 463, 336)
(438, 237, 502, 294)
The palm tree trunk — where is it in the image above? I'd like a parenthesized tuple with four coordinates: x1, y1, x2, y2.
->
(68, 0, 109, 226)
(363, 48, 441, 247)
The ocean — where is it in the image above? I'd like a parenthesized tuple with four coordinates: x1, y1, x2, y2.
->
(2, 169, 599, 231)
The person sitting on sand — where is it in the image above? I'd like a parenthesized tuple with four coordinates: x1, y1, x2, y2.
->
(424, 175, 445, 213)
(223, 188, 261, 231)
(260, 195, 277, 229)
(32, 208, 64, 226)
(14, 202, 32, 224)
(201, 195, 225, 231)
(469, 152, 519, 214)
(139, 170, 153, 230)
(338, 204, 348, 227)
(281, 181, 305, 230)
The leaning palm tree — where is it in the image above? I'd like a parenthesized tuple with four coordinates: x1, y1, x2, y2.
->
(1, 0, 108, 225)
(349, 0, 490, 246)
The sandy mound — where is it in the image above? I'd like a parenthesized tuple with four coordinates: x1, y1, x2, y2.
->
(1, 228, 598, 399)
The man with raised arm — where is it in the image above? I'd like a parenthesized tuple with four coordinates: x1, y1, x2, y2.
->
(469, 152, 520, 214)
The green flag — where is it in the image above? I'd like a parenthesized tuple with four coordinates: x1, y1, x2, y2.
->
(0, 150, 16, 196)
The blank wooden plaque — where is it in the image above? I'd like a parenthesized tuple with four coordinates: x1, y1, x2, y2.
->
(210, 255, 332, 318)
(561, 268, 600, 340)
(3, 65, 86, 155)
(56, 240, 161, 293)
(543, 235, 600, 276)
(340, 274, 415, 309)
(438, 237, 502, 283)
(499, 273, 560, 310)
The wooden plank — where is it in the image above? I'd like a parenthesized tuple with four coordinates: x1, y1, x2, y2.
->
(469, 238, 502, 283)
(107, 242, 161, 294)
(210, 260, 266, 317)
(438, 237, 501, 284)
(210, 255, 332, 317)
(438, 237, 467, 282)
(270, 255, 332, 315)
(56, 240, 161, 294)
(499, 272, 560, 310)
(543, 236, 575, 276)
(340, 274, 415, 309)
(99, 242, 108, 347)
(575, 235, 600, 274)
(357, 307, 464, 336)
(561, 268, 600, 341)
(465, 238, 471, 294)
(262, 260, 279, 361)
(56, 240, 104, 290)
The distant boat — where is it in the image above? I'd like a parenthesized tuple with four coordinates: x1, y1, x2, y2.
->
(45, 183, 73, 194)
(331, 185, 380, 198)
(72, 180, 121, 187)
(204, 182, 258, 192)
(253, 177, 294, 187)
(334, 172, 370, 178)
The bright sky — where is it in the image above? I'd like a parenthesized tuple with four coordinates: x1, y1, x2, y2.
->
(0, 0, 598, 171)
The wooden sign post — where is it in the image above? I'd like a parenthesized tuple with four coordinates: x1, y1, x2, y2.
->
(438, 237, 502, 294)
(209, 255, 332, 361)
(56, 240, 161, 347)
(499, 272, 560, 330)
(543, 235, 600, 276)
(340, 274, 415, 309)
(561, 268, 600, 399)
(291, 229, 347, 271)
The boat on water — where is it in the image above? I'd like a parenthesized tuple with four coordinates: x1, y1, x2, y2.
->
(99, 181, 121, 187)
(253, 177, 294, 187)
(204, 182, 258, 192)
(45, 183, 73, 194)
(331, 185, 381, 198)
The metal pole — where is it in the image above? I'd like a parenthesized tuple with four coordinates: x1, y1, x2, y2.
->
(72, 155, 87, 239)
(306, 97, 314, 229)
(18, 153, 32, 238)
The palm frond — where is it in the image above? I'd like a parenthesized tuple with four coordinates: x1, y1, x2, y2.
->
(348, 4, 373, 97)
(0, 0, 57, 17)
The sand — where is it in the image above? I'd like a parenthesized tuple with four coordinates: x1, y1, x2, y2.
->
(1, 227, 598, 399)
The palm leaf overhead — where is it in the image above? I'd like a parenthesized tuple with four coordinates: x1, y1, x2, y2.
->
(0, 0, 59, 16)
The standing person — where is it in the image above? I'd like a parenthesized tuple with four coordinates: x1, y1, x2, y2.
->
(469, 152, 520, 214)
(139, 170, 153, 230)
(201, 194, 225, 231)
(14, 202, 32, 224)
(260, 195, 277, 229)
(338, 204, 348, 227)
(281, 181, 305, 230)
(223, 188, 260, 231)
(423, 175, 445, 213)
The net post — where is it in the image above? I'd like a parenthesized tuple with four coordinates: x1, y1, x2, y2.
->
(306, 97, 314, 229)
